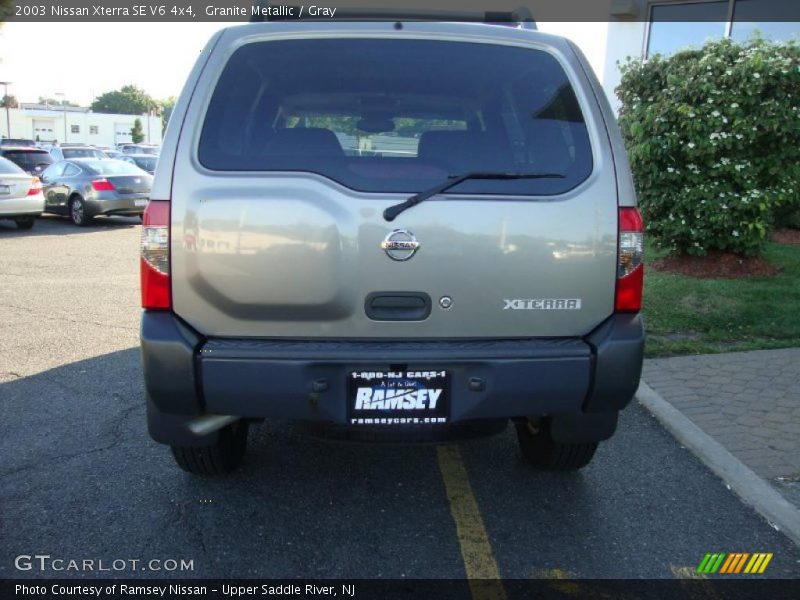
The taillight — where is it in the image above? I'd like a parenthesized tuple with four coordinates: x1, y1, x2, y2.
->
(27, 177, 42, 195)
(140, 200, 170, 310)
(91, 178, 115, 191)
(615, 207, 644, 312)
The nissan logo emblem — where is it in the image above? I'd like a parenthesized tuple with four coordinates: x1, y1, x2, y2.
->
(381, 229, 420, 261)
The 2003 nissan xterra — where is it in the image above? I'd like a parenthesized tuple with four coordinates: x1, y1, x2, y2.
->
(140, 17, 645, 475)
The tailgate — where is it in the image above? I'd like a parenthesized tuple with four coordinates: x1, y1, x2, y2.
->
(170, 175, 617, 338)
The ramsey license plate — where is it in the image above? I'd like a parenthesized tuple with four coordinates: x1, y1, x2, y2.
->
(134, 199, 148, 207)
(0, 185, 10, 195)
(348, 370, 449, 425)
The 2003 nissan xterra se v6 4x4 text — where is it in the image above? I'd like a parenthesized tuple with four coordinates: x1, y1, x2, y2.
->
(140, 18, 645, 475)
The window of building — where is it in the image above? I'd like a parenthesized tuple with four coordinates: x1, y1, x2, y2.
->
(730, 0, 800, 42)
(646, 2, 729, 58)
(71, 125, 80, 134)
(646, 0, 800, 58)
(89, 125, 98, 135)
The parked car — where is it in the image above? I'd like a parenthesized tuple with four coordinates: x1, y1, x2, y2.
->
(0, 156, 44, 229)
(0, 147, 54, 176)
(40, 158, 152, 226)
(101, 149, 123, 159)
(0, 138, 37, 148)
(117, 153, 157, 175)
(119, 143, 160, 155)
(49, 145, 107, 162)
(141, 19, 644, 475)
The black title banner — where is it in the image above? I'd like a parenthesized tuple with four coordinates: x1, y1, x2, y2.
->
(4, 0, 799, 22)
(3, 579, 800, 600)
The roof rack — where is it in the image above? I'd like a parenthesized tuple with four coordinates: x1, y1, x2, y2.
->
(249, 2, 536, 29)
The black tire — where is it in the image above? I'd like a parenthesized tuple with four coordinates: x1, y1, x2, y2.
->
(170, 421, 249, 475)
(69, 196, 92, 227)
(515, 418, 598, 471)
(14, 216, 35, 230)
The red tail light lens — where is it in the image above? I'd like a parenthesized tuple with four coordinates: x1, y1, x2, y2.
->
(140, 200, 171, 310)
(91, 178, 115, 191)
(27, 177, 42, 195)
(615, 207, 644, 312)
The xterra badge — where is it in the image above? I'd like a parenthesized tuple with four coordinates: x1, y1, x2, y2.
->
(504, 299, 582, 310)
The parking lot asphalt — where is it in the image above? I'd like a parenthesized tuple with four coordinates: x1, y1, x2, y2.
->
(1, 216, 799, 580)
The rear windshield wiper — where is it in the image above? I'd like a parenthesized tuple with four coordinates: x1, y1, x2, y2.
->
(383, 171, 566, 222)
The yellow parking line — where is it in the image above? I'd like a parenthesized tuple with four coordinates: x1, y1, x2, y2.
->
(437, 444, 506, 600)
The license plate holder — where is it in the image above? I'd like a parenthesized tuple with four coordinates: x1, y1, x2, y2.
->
(348, 370, 449, 426)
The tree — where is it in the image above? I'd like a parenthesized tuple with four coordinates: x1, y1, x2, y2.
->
(0, 0, 13, 22)
(617, 37, 800, 256)
(91, 85, 157, 115)
(1, 95, 18, 108)
(131, 118, 145, 143)
(160, 96, 177, 134)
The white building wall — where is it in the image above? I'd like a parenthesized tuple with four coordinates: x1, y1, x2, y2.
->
(602, 20, 648, 112)
(2, 108, 162, 147)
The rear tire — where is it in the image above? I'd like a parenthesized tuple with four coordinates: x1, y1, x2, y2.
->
(515, 418, 598, 471)
(14, 216, 35, 230)
(69, 196, 92, 227)
(170, 421, 249, 475)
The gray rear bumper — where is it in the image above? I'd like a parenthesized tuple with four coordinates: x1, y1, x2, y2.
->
(141, 311, 644, 445)
(87, 196, 147, 216)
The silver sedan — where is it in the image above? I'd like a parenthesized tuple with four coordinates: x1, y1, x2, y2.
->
(0, 156, 44, 229)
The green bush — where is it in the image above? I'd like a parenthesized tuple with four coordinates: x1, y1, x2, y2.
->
(617, 37, 800, 256)
(774, 205, 800, 230)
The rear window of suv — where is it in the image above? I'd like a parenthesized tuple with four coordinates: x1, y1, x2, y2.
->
(199, 38, 593, 196)
(1, 149, 53, 172)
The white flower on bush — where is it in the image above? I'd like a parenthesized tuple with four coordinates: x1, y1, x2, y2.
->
(732, 230, 740, 237)
(753, 73, 761, 79)
(687, 142, 696, 149)
(730, 103, 739, 109)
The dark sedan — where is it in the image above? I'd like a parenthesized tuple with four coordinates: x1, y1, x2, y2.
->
(40, 159, 152, 226)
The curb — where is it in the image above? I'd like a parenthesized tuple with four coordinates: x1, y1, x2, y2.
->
(636, 381, 800, 547)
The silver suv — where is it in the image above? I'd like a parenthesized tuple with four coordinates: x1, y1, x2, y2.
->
(140, 20, 645, 475)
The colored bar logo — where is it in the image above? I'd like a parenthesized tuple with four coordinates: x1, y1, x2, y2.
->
(697, 553, 773, 574)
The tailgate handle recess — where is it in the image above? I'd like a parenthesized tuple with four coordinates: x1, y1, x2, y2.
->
(365, 292, 431, 321)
